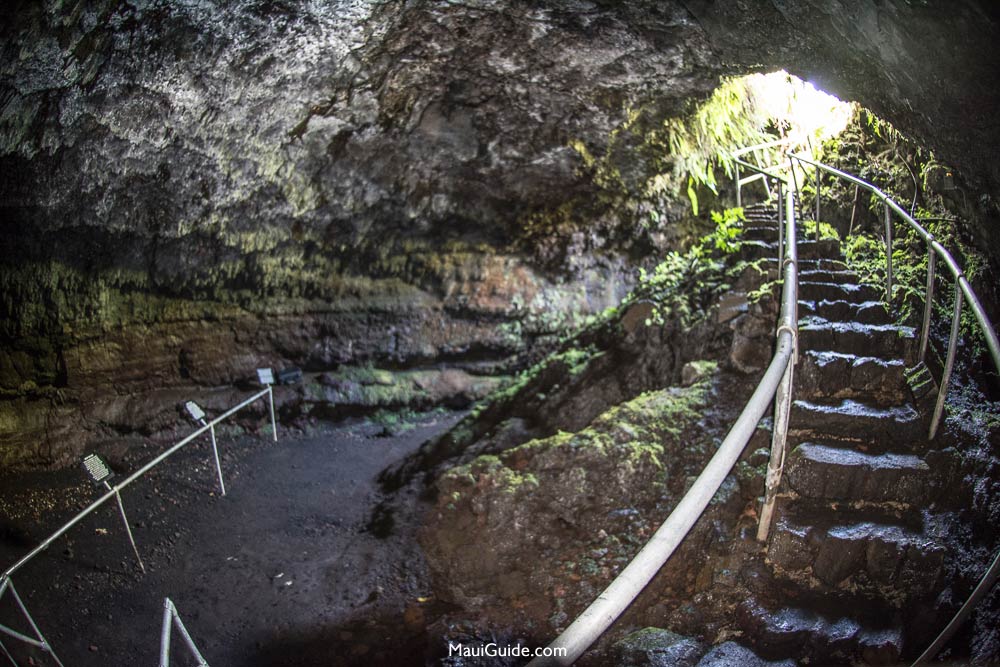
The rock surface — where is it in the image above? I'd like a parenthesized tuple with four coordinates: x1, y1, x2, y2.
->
(3, 0, 1000, 468)
(419, 366, 757, 635)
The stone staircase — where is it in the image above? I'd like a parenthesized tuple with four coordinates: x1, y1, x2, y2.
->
(734, 203, 949, 665)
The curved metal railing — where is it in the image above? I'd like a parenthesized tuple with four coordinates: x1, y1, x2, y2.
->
(789, 153, 1000, 440)
(527, 154, 800, 666)
(0, 386, 278, 665)
(787, 152, 1000, 665)
(531, 143, 1000, 665)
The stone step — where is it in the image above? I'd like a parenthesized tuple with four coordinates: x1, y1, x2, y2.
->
(799, 299, 892, 325)
(790, 398, 923, 446)
(767, 509, 945, 594)
(798, 318, 916, 359)
(743, 210, 779, 220)
(743, 226, 779, 242)
(797, 351, 907, 404)
(799, 281, 882, 303)
(798, 258, 849, 272)
(738, 598, 904, 665)
(695, 641, 795, 667)
(755, 258, 850, 276)
(786, 443, 932, 505)
(799, 269, 859, 283)
(796, 238, 841, 258)
(743, 205, 778, 216)
(740, 239, 779, 261)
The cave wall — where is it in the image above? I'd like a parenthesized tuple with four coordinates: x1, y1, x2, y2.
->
(2, 0, 999, 466)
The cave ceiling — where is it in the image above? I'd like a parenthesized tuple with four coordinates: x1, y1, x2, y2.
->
(2, 0, 998, 257)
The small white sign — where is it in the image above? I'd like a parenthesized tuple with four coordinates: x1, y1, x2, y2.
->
(82, 454, 113, 484)
(185, 401, 206, 421)
(257, 368, 274, 385)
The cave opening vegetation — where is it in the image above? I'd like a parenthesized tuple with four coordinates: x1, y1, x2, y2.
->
(660, 71, 852, 215)
(524, 72, 851, 264)
(819, 107, 994, 362)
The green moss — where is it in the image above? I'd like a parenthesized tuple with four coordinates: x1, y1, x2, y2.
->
(446, 367, 717, 497)
(801, 220, 840, 241)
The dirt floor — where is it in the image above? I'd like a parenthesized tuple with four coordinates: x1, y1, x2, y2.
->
(0, 412, 464, 667)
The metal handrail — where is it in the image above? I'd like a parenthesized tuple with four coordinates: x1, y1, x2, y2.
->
(731, 137, 795, 158)
(2, 386, 276, 580)
(732, 138, 801, 209)
(789, 153, 1000, 439)
(787, 152, 1000, 667)
(529, 145, 999, 665)
(527, 158, 800, 666)
(0, 385, 277, 666)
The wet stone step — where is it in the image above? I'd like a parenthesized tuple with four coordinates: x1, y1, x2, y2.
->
(786, 443, 932, 505)
(755, 258, 850, 276)
(740, 240, 779, 261)
(798, 258, 850, 272)
(768, 513, 945, 593)
(743, 226, 780, 241)
(796, 238, 842, 257)
(799, 269, 859, 283)
(743, 205, 778, 215)
(799, 281, 882, 302)
(798, 299, 892, 325)
(798, 319, 916, 359)
(791, 398, 923, 446)
(738, 598, 904, 665)
(797, 352, 907, 404)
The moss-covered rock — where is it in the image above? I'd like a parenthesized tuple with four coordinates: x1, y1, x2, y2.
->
(420, 366, 753, 632)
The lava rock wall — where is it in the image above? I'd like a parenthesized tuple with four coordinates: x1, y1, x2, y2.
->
(2, 0, 999, 466)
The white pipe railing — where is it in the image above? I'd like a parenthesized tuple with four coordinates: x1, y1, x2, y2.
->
(0, 384, 277, 666)
(159, 598, 210, 667)
(531, 143, 999, 665)
(527, 159, 799, 666)
(787, 152, 1000, 666)
(789, 153, 1000, 438)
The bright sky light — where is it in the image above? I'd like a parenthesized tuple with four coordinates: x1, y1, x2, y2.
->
(748, 71, 853, 147)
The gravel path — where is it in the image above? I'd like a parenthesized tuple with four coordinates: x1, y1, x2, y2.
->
(0, 413, 462, 666)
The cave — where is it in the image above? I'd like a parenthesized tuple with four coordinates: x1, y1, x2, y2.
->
(2, 1, 1000, 666)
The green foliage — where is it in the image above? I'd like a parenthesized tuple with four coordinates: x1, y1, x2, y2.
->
(801, 220, 840, 242)
(630, 207, 744, 327)
(663, 77, 773, 211)
(848, 223, 988, 355)
(830, 106, 991, 356)
(707, 207, 747, 252)
(661, 72, 852, 215)
(862, 109, 903, 143)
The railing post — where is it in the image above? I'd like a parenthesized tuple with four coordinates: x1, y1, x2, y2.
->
(0, 577, 65, 667)
(757, 351, 794, 542)
(160, 598, 210, 667)
(108, 483, 146, 573)
(268, 385, 278, 442)
(1, 636, 15, 666)
(209, 424, 226, 497)
(160, 598, 173, 667)
(848, 184, 860, 236)
(736, 162, 742, 208)
(929, 282, 963, 439)
(776, 181, 784, 265)
(919, 240, 936, 363)
(884, 202, 893, 302)
(814, 166, 821, 241)
(789, 157, 803, 222)
(758, 185, 797, 542)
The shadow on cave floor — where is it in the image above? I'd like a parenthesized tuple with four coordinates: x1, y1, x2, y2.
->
(0, 412, 465, 667)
